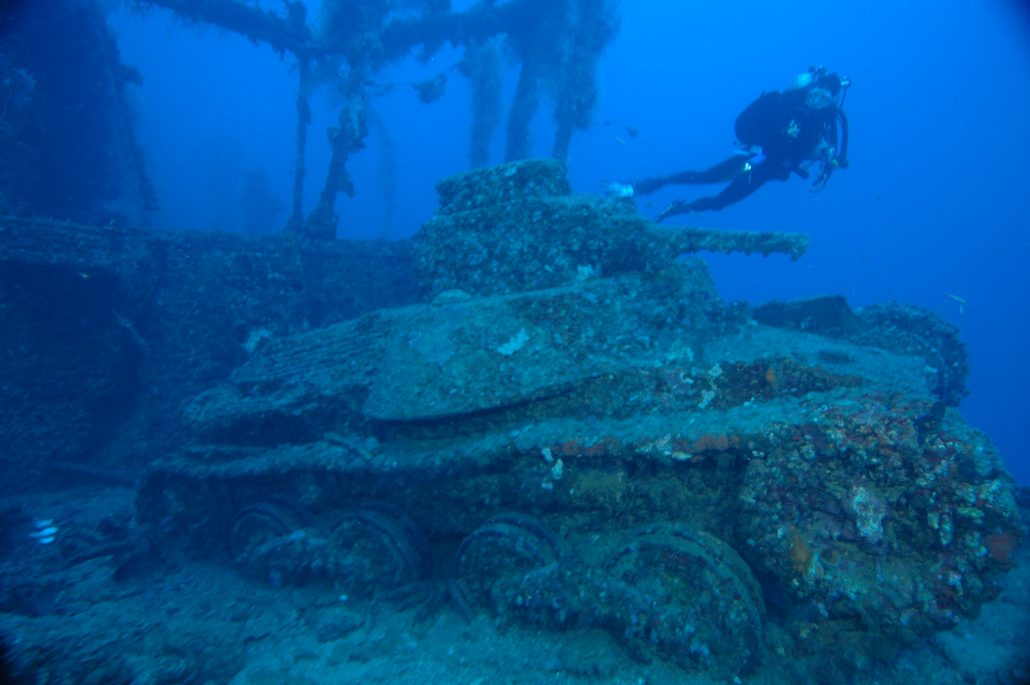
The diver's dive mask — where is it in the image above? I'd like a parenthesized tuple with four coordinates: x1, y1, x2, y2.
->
(805, 87, 834, 110)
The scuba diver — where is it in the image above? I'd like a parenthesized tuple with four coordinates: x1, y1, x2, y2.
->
(610, 66, 850, 221)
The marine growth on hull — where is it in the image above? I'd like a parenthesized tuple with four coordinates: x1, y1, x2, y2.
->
(137, 160, 1024, 680)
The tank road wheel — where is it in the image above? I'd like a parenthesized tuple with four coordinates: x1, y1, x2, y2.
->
(454, 512, 562, 613)
(226, 500, 311, 583)
(326, 502, 429, 597)
(605, 523, 765, 679)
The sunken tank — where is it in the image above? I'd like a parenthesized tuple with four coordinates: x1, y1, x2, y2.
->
(137, 159, 1022, 680)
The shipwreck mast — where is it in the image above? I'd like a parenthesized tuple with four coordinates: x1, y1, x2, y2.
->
(134, 0, 620, 239)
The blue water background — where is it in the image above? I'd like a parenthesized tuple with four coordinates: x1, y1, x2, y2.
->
(109, 0, 1030, 484)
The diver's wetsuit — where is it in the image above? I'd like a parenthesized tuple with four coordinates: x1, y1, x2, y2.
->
(632, 72, 847, 220)
(632, 153, 781, 215)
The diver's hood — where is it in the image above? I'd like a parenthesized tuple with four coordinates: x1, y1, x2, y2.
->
(789, 69, 843, 98)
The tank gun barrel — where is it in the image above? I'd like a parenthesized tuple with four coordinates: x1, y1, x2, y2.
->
(659, 226, 809, 261)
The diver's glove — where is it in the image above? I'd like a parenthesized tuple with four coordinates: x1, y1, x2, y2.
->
(605, 181, 635, 198)
(811, 157, 840, 192)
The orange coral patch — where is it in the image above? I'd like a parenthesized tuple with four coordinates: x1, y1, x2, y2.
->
(789, 524, 814, 575)
(986, 530, 1018, 564)
(690, 433, 731, 453)
(558, 440, 581, 457)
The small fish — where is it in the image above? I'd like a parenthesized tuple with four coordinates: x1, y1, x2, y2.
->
(28, 519, 58, 545)
(944, 293, 967, 315)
